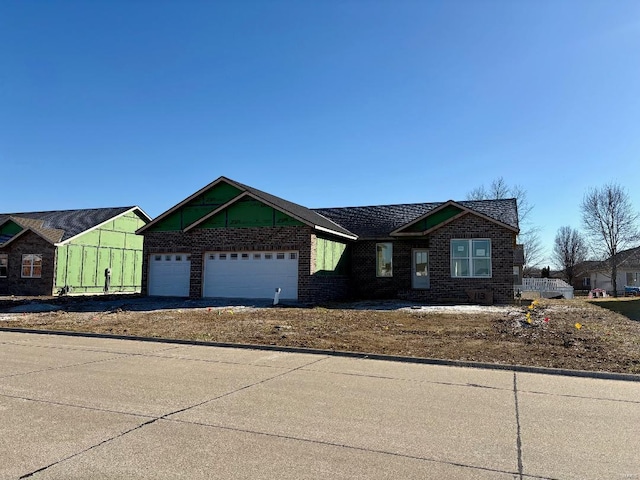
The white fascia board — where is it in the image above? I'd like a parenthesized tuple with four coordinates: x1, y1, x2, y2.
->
(314, 225, 358, 241)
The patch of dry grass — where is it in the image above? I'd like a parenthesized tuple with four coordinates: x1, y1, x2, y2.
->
(2, 298, 639, 374)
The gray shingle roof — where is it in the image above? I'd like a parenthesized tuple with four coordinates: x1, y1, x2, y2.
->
(0, 207, 141, 243)
(313, 198, 519, 239)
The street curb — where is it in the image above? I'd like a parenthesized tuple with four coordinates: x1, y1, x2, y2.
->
(1, 326, 639, 382)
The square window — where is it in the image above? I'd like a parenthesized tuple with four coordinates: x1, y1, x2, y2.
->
(209, 254, 215, 260)
(154, 255, 162, 261)
(276, 253, 285, 260)
(186, 255, 191, 261)
(242, 253, 249, 259)
(376, 243, 393, 277)
(230, 253, 238, 260)
(451, 239, 491, 278)
(220, 254, 227, 260)
(175, 255, 182, 261)
(265, 253, 273, 260)
(165, 255, 171, 261)
(254, 253, 261, 260)
(290, 253, 297, 260)
(21, 254, 42, 278)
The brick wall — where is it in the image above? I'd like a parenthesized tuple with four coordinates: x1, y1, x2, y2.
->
(142, 226, 326, 302)
(349, 214, 516, 304)
(0, 232, 56, 296)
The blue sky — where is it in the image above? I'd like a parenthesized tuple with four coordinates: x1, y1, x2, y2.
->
(2, 0, 639, 266)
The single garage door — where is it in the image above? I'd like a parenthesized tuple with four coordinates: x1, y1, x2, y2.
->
(203, 251, 298, 300)
(148, 253, 191, 296)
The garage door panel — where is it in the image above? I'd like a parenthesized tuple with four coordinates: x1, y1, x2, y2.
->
(148, 254, 191, 297)
(204, 251, 298, 300)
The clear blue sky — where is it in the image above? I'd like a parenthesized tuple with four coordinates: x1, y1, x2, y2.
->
(2, 0, 639, 266)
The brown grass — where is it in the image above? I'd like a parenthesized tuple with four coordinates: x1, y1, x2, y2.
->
(2, 297, 639, 374)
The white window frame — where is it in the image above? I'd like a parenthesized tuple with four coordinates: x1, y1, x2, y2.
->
(451, 239, 492, 278)
(376, 243, 393, 277)
(0, 254, 7, 278)
(21, 254, 42, 278)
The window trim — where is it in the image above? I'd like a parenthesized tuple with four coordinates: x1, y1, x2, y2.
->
(21, 254, 43, 278)
(376, 242, 393, 278)
(450, 239, 492, 278)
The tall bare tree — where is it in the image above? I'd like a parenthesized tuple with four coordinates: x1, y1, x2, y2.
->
(580, 183, 639, 296)
(552, 226, 588, 285)
(467, 177, 542, 275)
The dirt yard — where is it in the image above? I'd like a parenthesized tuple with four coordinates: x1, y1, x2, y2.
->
(1, 295, 639, 374)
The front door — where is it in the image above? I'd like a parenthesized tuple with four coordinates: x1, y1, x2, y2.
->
(412, 249, 430, 289)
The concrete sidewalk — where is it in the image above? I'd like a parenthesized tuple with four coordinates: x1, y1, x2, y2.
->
(0, 331, 638, 479)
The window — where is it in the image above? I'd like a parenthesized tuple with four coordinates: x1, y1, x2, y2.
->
(276, 253, 285, 260)
(209, 254, 215, 260)
(0, 254, 7, 277)
(451, 239, 491, 278)
(230, 253, 238, 260)
(290, 252, 297, 260)
(265, 253, 273, 260)
(21, 254, 42, 278)
(254, 253, 261, 260)
(219, 254, 227, 260)
(242, 253, 249, 259)
(165, 255, 171, 261)
(175, 255, 182, 261)
(582, 277, 591, 287)
(376, 243, 393, 277)
(626, 272, 639, 286)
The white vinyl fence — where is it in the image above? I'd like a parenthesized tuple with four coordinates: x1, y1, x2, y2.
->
(515, 278, 574, 299)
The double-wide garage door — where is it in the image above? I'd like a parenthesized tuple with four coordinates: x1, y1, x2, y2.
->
(204, 251, 298, 300)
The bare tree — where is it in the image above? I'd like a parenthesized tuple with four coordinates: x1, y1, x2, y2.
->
(552, 226, 588, 285)
(467, 177, 543, 274)
(580, 183, 639, 296)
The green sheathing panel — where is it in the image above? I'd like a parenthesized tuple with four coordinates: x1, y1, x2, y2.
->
(402, 205, 463, 233)
(315, 237, 348, 275)
(148, 181, 242, 232)
(199, 197, 303, 229)
(0, 220, 23, 240)
(54, 211, 147, 294)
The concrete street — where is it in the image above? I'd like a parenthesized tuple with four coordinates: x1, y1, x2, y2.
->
(0, 330, 638, 479)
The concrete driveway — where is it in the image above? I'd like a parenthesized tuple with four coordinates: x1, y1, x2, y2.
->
(0, 331, 638, 480)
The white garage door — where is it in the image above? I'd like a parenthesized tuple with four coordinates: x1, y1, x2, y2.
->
(203, 251, 298, 300)
(148, 253, 191, 297)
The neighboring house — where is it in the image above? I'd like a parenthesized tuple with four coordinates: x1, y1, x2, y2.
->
(587, 247, 640, 295)
(137, 177, 520, 304)
(0, 207, 151, 296)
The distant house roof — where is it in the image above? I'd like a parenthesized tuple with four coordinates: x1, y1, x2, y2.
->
(313, 198, 519, 239)
(590, 246, 640, 271)
(0, 206, 150, 246)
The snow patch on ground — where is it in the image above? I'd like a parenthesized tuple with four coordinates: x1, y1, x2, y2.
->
(399, 305, 520, 314)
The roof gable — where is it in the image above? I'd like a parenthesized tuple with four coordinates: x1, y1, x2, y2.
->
(0, 207, 149, 246)
(0, 219, 23, 244)
(391, 200, 519, 236)
(186, 193, 304, 230)
(140, 176, 357, 240)
(141, 179, 243, 232)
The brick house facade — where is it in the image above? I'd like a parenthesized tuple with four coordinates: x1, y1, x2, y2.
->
(138, 177, 520, 305)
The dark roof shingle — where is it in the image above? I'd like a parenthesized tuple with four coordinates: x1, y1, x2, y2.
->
(0, 207, 140, 243)
(313, 198, 519, 238)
